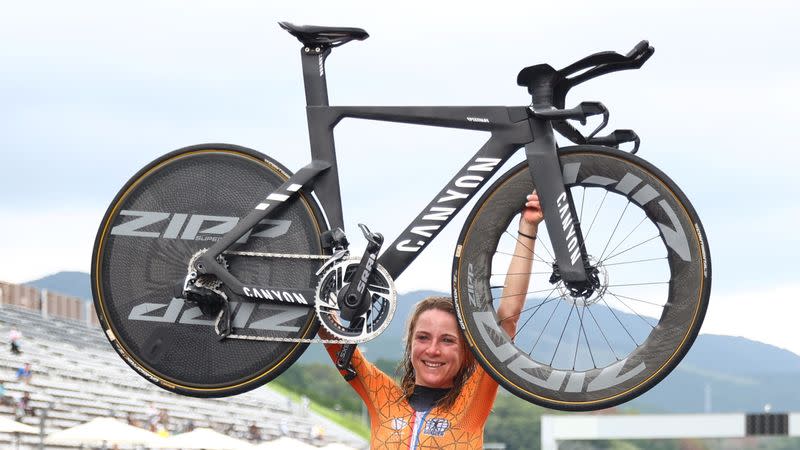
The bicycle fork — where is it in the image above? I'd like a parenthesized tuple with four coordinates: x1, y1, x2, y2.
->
(525, 118, 596, 296)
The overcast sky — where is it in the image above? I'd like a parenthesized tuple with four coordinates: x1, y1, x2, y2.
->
(1, 1, 799, 355)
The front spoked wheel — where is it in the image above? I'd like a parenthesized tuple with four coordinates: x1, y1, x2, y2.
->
(453, 146, 711, 411)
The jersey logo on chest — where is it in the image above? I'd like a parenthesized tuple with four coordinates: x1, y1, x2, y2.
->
(422, 418, 451, 437)
(391, 417, 407, 431)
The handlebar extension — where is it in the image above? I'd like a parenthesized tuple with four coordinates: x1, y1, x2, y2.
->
(521, 41, 654, 149)
(517, 40, 655, 109)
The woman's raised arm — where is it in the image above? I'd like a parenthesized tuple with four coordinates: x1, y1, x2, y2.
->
(497, 192, 543, 339)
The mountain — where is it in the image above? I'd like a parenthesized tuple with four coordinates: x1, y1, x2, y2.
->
(25, 271, 92, 300)
(632, 335, 800, 413)
(680, 334, 800, 373)
(22, 271, 800, 413)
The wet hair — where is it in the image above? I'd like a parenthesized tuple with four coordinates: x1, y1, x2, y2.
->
(397, 296, 475, 411)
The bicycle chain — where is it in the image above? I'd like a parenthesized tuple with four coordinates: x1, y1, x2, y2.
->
(223, 329, 366, 345)
(221, 250, 330, 260)
(215, 250, 372, 345)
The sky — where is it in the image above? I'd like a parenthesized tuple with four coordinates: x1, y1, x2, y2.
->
(1, 1, 799, 355)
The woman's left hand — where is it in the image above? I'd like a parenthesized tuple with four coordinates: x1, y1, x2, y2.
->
(522, 191, 544, 226)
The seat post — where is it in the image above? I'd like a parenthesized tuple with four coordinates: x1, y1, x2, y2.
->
(300, 46, 332, 107)
(300, 44, 346, 231)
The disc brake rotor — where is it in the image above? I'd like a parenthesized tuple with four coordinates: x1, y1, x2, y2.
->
(556, 255, 609, 307)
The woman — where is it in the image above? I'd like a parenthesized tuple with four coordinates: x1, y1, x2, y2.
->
(323, 192, 542, 449)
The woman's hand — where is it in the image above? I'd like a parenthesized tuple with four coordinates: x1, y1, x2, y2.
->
(522, 191, 544, 226)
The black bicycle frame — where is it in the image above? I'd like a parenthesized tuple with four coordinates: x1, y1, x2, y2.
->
(196, 46, 591, 302)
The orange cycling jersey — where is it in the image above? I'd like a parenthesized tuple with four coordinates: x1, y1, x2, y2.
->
(326, 344, 499, 449)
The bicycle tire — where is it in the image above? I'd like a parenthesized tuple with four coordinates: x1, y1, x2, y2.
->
(453, 145, 711, 411)
(91, 143, 326, 397)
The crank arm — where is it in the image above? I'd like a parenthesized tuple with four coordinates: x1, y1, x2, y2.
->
(339, 224, 384, 321)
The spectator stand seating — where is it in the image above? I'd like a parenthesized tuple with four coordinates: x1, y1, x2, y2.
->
(0, 304, 365, 449)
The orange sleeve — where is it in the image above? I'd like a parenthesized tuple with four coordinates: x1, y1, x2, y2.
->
(324, 343, 397, 424)
(462, 362, 500, 427)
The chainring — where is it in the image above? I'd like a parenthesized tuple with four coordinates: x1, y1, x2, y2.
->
(314, 257, 397, 344)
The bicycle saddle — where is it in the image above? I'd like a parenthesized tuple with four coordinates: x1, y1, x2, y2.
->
(279, 22, 369, 48)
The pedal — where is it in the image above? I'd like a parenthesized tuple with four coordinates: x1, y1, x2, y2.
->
(358, 223, 384, 249)
(336, 343, 358, 381)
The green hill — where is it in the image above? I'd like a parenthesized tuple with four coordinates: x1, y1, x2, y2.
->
(28, 272, 800, 414)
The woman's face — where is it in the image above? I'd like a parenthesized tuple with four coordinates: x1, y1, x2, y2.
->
(411, 309, 464, 389)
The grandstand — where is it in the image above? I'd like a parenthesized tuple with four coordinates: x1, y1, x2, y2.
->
(0, 299, 366, 449)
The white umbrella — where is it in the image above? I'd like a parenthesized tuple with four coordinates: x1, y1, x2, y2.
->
(0, 417, 38, 434)
(154, 427, 255, 449)
(318, 443, 357, 450)
(44, 417, 163, 446)
(0, 417, 38, 450)
(255, 436, 317, 450)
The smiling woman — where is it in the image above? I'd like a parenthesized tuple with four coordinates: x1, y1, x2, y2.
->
(323, 192, 542, 449)
(401, 297, 471, 410)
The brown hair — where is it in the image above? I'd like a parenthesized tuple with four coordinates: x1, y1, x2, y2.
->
(397, 296, 475, 411)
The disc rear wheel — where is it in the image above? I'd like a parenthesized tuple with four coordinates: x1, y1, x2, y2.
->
(91, 144, 325, 397)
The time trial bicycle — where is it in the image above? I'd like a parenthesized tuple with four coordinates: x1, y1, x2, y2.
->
(91, 22, 711, 411)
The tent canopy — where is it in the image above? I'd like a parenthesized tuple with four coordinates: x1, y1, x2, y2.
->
(44, 417, 162, 446)
(0, 417, 38, 434)
(151, 427, 254, 450)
